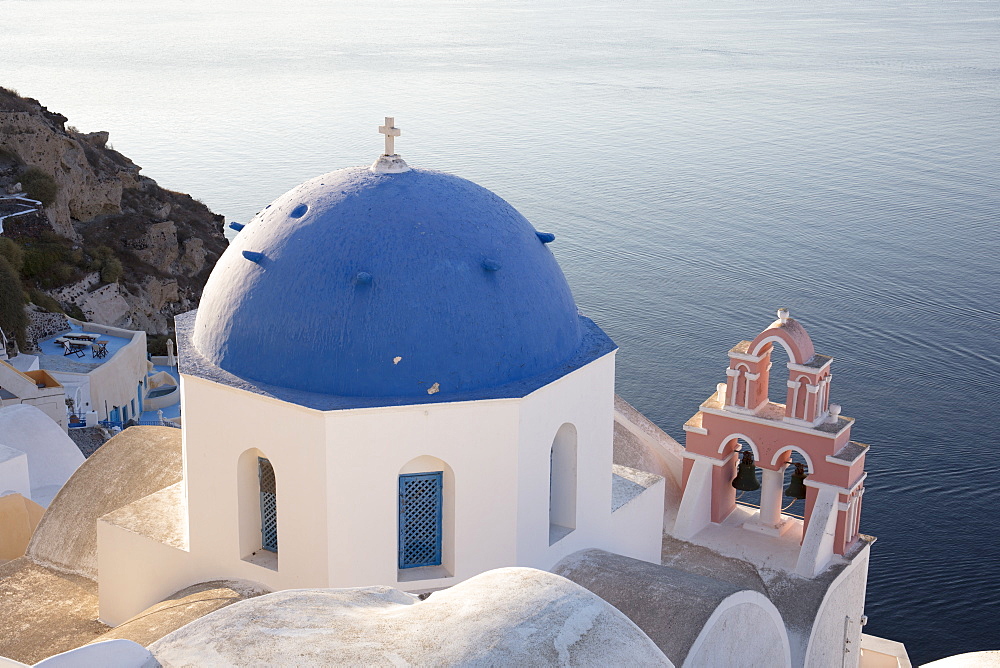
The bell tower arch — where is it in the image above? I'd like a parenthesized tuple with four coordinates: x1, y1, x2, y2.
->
(675, 310, 869, 577)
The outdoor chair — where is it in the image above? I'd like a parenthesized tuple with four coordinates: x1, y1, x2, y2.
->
(62, 341, 86, 358)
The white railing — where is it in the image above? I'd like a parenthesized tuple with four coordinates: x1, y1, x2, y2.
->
(0, 194, 42, 235)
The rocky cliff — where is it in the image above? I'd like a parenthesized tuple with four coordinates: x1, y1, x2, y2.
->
(0, 87, 227, 344)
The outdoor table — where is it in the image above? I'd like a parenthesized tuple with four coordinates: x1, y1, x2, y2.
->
(65, 332, 100, 341)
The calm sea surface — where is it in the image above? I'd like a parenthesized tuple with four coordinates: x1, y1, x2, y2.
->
(2, 0, 997, 662)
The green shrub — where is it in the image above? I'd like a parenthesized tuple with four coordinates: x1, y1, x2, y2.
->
(90, 245, 115, 262)
(0, 237, 24, 272)
(0, 255, 28, 348)
(147, 334, 177, 356)
(28, 289, 64, 314)
(100, 256, 123, 283)
(83, 245, 122, 284)
(65, 302, 86, 321)
(22, 246, 73, 287)
(20, 232, 84, 288)
(19, 166, 58, 206)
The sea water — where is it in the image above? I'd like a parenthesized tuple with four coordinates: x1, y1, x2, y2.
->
(1, 0, 997, 662)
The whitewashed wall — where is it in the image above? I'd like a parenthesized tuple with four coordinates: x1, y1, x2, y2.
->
(684, 591, 792, 668)
(518, 351, 619, 568)
(98, 349, 668, 623)
(805, 545, 871, 668)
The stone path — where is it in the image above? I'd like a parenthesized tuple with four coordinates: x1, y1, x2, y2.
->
(67, 427, 109, 458)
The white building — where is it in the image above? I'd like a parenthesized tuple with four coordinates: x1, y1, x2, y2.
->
(0, 358, 65, 431)
(3, 319, 150, 429)
(96, 125, 665, 625)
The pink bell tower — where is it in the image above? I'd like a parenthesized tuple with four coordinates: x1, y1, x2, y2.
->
(674, 309, 868, 577)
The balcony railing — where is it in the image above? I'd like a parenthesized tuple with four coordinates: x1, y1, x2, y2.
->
(98, 419, 180, 430)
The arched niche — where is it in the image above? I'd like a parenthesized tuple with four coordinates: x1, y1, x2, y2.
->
(789, 374, 811, 419)
(238, 447, 278, 570)
(733, 363, 750, 408)
(398, 455, 455, 581)
(549, 423, 578, 545)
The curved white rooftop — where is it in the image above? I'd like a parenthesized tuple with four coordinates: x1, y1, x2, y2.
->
(148, 568, 671, 666)
(0, 404, 83, 507)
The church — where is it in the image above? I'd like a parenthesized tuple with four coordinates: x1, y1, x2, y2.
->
(96, 118, 665, 622)
(0, 119, 912, 667)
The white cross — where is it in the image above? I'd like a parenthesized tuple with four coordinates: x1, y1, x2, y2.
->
(379, 117, 401, 155)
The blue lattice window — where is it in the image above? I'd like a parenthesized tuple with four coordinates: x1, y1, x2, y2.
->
(259, 457, 277, 552)
(398, 472, 443, 569)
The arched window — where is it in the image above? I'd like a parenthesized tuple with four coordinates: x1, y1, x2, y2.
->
(766, 344, 789, 405)
(549, 423, 577, 545)
(258, 457, 277, 552)
(819, 374, 831, 415)
(734, 364, 750, 408)
(792, 375, 810, 419)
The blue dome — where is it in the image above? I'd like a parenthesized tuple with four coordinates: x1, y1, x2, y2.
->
(193, 166, 584, 398)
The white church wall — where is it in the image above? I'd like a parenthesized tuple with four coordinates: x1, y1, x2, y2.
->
(181, 375, 330, 590)
(108, 347, 649, 619)
(608, 475, 666, 562)
(804, 544, 871, 668)
(683, 590, 792, 668)
(321, 397, 521, 591)
(97, 519, 196, 626)
(99, 378, 332, 625)
(516, 352, 620, 569)
(673, 457, 716, 540)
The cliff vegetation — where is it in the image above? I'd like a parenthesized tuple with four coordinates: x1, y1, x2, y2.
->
(0, 87, 227, 353)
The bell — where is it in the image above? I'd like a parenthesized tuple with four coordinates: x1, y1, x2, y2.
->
(784, 462, 808, 499)
(731, 451, 760, 491)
